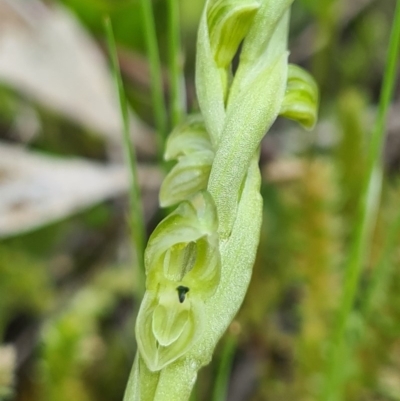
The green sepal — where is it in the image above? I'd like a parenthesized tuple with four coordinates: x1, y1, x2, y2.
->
(207, 0, 260, 69)
(160, 150, 214, 208)
(164, 115, 213, 161)
(279, 64, 319, 130)
(236, 0, 293, 68)
(135, 289, 205, 372)
(196, 1, 226, 144)
(208, 50, 288, 237)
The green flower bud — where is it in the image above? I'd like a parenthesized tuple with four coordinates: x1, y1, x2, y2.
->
(206, 0, 260, 103)
(164, 115, 213, 161)
(279, 64, 319, 130)
(161, 115, 215, 208)
(207, 0, 260, 69)
(160, 150, 214, 208)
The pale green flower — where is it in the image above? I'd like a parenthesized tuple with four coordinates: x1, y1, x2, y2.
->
(136, 191, 221, 372)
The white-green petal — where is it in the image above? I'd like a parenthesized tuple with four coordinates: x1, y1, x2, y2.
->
(185, 235, 221, 297)
(152, 288, 191, 347)
(162, 242, 197, 281)
(136, 291, 205, 372)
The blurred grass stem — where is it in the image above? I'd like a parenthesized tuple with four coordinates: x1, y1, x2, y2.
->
(322, 2, 400, 400)
(167, 0, 186, 126)
(105, 18, 146, 290)
(361, 209, 400, 317)
(211, 334, 237, 401)
(139, 0, 168, 159)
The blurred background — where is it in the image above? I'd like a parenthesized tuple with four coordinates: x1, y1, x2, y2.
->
(0, 0, 399, 400)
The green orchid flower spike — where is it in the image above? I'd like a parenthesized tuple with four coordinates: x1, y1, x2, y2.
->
(124, 1, 319, 400)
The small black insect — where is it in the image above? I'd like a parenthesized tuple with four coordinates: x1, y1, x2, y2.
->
(176, 286, 190, 303)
